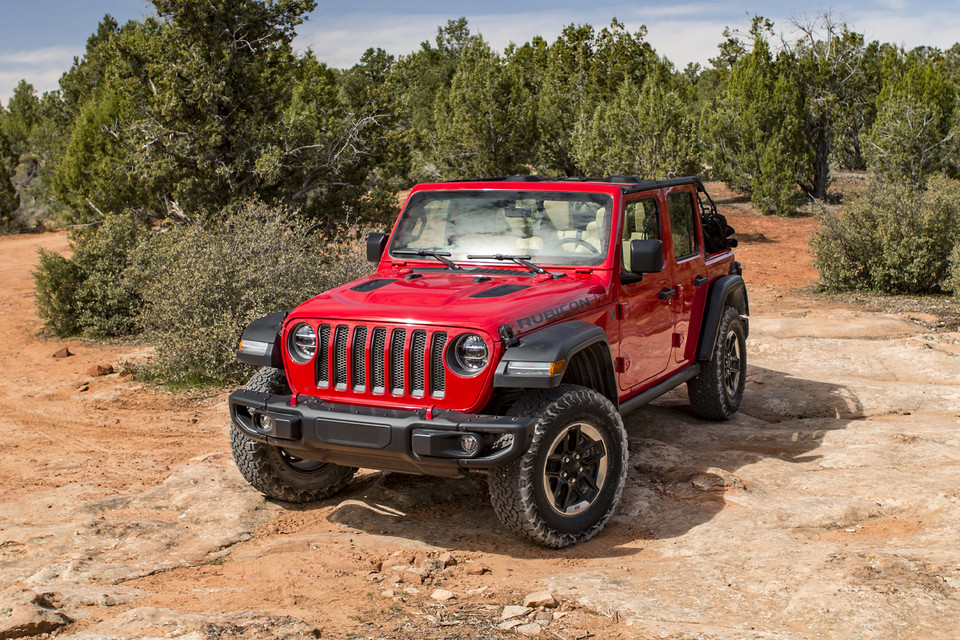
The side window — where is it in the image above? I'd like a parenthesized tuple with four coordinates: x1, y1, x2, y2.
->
(622, 198, 659, 271)
(666, 191, 699, 259)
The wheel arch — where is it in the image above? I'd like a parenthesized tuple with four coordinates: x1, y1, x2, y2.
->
(695, 275, 749, 362)
(236, 310, 289, 368)
(493, 320, 617, 404)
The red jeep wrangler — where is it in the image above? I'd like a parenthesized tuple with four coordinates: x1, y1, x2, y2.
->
(229, 176, 747, 548)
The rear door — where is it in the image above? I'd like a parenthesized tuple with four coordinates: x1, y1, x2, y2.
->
(663, 187, 708, 364)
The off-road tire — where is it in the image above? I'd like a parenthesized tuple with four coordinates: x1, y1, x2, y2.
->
(487, 384, 628, 548)
(230, 367, 356, 503)
(687, 306, 746, 420)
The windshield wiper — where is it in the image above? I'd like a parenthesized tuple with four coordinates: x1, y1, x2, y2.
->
(466, 254, 548, 275)
(393, 249, 463, 270)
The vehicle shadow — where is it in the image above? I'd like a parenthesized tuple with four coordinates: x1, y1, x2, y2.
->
(286, 365, 863, 559)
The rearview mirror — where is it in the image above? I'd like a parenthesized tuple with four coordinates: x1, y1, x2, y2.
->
(366, 232, 389, 263)
(630, 238, 664, 274)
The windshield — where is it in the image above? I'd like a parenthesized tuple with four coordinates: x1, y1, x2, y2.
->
(388, 190, 614, 267)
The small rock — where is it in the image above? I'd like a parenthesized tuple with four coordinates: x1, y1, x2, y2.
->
(52, 347, 73, 359)
(501, 605, 531, 621)
(464, 561, 489, 575)
(534, 611, 553, 624)
(431, 588, 455, 602)
(499, 619, 525, 631)
(381, 589, 396, 598)
(424, 558, 445, 573)
(515, 622, 543, 636)
(87, 363, 115, 377)
(523, 591, 558, 609)
(439, 551, 457, 567)
(401, 567, 427, 584)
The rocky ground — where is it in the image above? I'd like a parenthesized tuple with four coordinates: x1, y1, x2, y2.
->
(1, 193, 958, 639)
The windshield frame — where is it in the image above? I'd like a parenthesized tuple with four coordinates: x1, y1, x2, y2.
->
(387, 188, 617, 269)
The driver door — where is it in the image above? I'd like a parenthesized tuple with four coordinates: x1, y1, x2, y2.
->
(617, 196, 676, 390)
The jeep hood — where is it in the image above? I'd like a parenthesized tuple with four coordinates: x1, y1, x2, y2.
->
(287, 270, 606, 338)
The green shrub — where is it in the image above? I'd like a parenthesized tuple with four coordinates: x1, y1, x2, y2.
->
(34, 248, 83, 335)
(949, 242, 960, 298)
(812, 175, 960, 294)
(33, 213, 149, 336)
(133, 200, 369, 387)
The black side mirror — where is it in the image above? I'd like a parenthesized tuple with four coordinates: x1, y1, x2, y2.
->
(366, 232, 389, 263)
(630, 238, 664, 274)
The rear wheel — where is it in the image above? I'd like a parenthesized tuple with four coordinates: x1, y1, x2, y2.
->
(688, 306, 746, 420)
(230, 367, 356, 503)
(488, 385, 627, 548)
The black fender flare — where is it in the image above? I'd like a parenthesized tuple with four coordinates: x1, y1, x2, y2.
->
(236, 311, 289, 368)
(493, 320, 613, 391)
(695, 275, 749, 362)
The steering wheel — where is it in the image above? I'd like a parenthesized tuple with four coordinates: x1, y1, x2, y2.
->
(559, 237, 600, 254)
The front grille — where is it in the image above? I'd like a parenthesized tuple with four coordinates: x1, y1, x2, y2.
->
(312, 322, 448, 398)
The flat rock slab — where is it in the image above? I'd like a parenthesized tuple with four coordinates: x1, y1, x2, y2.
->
(0, 455, 276, 588)
(58, 607, 319, 639)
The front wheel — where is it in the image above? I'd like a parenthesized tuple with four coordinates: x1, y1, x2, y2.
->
(487, 385, 628, 548)
(687, 306, 747, 420)
(230, 367, 356, 503)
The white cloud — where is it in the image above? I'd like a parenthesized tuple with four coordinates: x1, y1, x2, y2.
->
(849, 10, 960, 51)
(0, 46, 79, 66)
(0, 46, 79, 105)
(295, 9, 732, 69)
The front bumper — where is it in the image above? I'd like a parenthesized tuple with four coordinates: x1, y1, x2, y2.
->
(229, 389, 536, 477)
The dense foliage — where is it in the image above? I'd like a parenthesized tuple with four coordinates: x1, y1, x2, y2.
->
(133, 200, 369, 386)
(4, 2, 960, 384)
(812, 176, 960, 294)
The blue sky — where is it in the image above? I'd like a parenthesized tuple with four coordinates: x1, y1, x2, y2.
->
(2, 1, 959, 105)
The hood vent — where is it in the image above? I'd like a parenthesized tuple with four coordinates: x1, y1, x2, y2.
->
(470, 284, 530, 299)
(350, 278, 394, 292)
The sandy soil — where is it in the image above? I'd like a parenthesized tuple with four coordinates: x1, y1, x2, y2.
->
(1, 188, 958, 639)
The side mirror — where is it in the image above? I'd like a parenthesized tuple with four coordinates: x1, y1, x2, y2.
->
(630, 238, 664, 274)
(366, 232, 389, 263)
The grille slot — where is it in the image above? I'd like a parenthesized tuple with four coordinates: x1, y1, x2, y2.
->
(352, 326, 368, 390)
(333, 325, 348, 389)
(316, 325, 331, 386)
(410, 331, 428, 396)
(390, 329, 407, 394)
(371, 328, 387, 392)
(430, 333, 447, 397)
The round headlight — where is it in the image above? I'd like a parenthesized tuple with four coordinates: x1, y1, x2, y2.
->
(452, 333, 488, 374)
(289, 323, 317, 362)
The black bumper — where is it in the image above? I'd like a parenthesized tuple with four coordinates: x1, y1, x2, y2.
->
(229, 389, 536, 477)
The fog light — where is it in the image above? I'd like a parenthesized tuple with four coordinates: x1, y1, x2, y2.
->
(256, 414, 275, 432)
(460, 434, 479, 453)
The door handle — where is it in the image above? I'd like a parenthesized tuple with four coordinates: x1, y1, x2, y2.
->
(693, 275, 708, 286)
(658, 288, 677, 300)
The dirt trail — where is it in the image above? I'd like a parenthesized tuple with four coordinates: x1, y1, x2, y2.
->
(1, 211, 959, 639)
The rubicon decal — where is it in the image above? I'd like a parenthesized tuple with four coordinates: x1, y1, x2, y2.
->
(516, 297, 592, 330)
